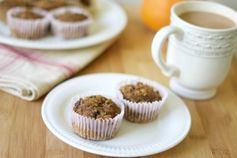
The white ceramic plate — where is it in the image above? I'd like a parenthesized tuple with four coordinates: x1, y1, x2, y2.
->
(0, 0, 127, 50)
(41, 73, 191, 157)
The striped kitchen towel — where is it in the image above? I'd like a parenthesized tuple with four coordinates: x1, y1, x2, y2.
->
(0, 41, 113, 101)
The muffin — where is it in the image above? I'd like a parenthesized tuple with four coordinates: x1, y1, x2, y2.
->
(7, 7, 50, 39)
(71, 95, 124, 140)
(50, 6, 93, 39)
(117, 79, 168, 123)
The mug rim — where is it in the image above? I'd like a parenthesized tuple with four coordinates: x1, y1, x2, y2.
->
(171, 1, 237, 32)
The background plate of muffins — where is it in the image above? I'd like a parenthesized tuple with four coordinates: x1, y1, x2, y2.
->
(0, 0, 127, 50)
(41, 73, 191, 157)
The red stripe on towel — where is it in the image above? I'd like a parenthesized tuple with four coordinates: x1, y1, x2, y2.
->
(0, 44, 76, 75)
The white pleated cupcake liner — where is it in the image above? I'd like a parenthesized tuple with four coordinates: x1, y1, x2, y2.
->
(117, 78, 168, 123)
(50, 6, 93, 39)
(7, 7, 50, 39)
(70, 94, 124, 140)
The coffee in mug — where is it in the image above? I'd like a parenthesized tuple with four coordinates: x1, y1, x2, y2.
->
(151, 1, 237, 100)
(179, 11, 235, 29)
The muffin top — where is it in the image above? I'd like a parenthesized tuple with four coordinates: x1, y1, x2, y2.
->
(73, 95, 121, 119)
(13, 9, 43, 19)
(120, 82, 162, 103)
(56, 12, 88, 22)
(33, 1, 67, 10)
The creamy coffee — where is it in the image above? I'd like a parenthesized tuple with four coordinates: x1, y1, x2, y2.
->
(180, 11, 235, 29)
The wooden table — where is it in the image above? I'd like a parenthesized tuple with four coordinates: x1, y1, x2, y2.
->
(1, 3, 237, 158)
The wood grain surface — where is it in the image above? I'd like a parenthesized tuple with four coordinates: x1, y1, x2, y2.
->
(0, 2, 237, 158)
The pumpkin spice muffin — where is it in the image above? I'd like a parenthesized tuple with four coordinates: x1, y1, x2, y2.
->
(72, 95, 124, 140)
(50, 6, 93, 39)
(117, 79, 168, 123)
(7, 7, 50, 39)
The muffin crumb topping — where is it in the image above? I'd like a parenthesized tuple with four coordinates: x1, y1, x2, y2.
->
(56, 12, 88, 22)
(14, 9, 43, 19)
(120, 82, 162, 102)
(73, 95, 121, 119)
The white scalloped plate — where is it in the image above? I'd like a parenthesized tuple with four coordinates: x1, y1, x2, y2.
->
(0, 0, 127, 50)
(41, 73, 191, 157)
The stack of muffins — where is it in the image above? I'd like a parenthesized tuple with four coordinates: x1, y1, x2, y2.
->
(6, 0, 94, 40)
(71, 78, 168, 141)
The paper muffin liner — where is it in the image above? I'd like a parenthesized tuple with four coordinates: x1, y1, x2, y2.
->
(117, 78, 168, 123)
(50, 6, 93, 39)
(70, 93, 124, 140)
(7, 7, 50, 39)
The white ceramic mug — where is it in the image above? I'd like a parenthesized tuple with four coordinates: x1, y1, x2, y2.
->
(151, 1, 237, 100)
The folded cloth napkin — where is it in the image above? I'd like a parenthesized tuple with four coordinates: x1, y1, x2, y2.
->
(0, 40, 114, 101)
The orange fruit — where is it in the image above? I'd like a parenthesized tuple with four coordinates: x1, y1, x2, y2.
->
(141, 0, 182, 31)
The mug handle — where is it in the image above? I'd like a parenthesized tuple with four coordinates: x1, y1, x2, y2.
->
(151, 26, 181, 77)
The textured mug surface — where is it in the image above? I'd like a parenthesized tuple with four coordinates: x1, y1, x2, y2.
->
(151, 1, 237, 100)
